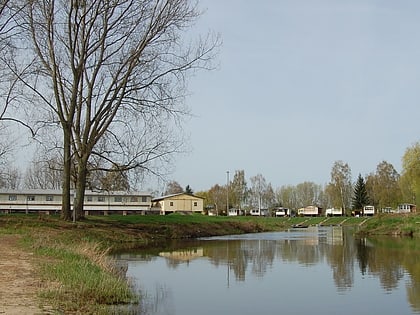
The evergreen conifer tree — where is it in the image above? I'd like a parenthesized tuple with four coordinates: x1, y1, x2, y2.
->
(185, 185, 194, 195)
(352, 174, 369, 211)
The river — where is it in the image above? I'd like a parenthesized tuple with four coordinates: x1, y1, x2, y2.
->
(114, 226, 420, 315)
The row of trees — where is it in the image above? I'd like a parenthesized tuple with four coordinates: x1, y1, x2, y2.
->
(0, 1, 219, 220)
(1, 142, 418, 217)
(189, 146, 420, 215)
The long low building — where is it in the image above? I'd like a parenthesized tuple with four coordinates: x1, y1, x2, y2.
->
(0, 189, 152, 215)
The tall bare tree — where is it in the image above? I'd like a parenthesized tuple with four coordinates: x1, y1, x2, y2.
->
(327, 160, 352, 214)
(249, 174, 269, 210)
(12, 0, 219, 220)
(230, 170, 247, 210)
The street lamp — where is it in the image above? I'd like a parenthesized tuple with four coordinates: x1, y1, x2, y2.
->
(226, 170, 229, 215)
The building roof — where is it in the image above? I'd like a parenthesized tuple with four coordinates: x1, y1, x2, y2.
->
(0, 189, 151, 196)
(152, 192, 204, 202)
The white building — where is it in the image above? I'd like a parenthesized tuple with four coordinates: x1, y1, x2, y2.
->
(0, 189, 152, 215)
(325, 208, 343, 217)
(396, 203, 416, 214)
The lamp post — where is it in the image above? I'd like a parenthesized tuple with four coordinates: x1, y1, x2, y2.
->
(226, 170, 229, 215)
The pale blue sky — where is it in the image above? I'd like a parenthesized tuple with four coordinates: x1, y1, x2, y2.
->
(171, 0, 420, 192)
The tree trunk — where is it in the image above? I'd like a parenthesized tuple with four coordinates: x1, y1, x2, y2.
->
(61, 128, 72, 221)
(74, 154, 88, 220)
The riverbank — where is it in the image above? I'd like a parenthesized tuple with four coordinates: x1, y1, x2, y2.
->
(0, 213, 418, 313)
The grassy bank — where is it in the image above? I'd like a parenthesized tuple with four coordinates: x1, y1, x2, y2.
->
(356, 213, 420, 236)
(0, 213, 414, 313)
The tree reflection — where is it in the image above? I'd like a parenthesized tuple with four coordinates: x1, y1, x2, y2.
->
(123, 227, 420, 314)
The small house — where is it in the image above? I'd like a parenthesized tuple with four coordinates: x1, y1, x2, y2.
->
(151, 193, 204, 215)
(274, 207, 289, 217)
(250, 208, 268, 216)
(325, 208, 343, 217)
(397, 203, 416, 214)
(298, 205, 322, 217)
(363, 205, 375, 216)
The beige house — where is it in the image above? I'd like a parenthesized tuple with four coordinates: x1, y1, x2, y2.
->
(151, 193, 204, 215)
(297, 205, 322, 217)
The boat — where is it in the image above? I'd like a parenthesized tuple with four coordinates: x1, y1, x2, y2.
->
(291, 224, 309, 228)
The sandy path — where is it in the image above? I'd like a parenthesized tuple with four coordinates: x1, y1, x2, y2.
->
(0, 235, 46, 315)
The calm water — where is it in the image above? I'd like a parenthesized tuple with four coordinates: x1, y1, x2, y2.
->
(114, 226, 420, 315)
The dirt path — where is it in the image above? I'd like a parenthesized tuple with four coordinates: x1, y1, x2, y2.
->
(0, 235, 47, 315)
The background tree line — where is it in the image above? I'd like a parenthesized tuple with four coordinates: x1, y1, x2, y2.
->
(1, 141, 419, 216)
(176, 144, 420, 215)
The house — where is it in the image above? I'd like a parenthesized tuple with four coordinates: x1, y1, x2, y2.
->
(363, 205, 375, 216)
(250, 208, 269, 216)
(274, 207, 289, 217)
(228, 208, 243, 216)
(151, 193, 204, 215)
(396, 203, 416, 214)
(325, 208, 343, 217)
(298, 205, 322, 217)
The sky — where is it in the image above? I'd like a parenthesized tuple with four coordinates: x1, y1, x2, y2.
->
(169, 0, 420, 192)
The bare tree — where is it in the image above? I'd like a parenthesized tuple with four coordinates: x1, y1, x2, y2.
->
(249, 174, 268, 210)
(13, 0, 219, 220)
(295, 181, 322, 207)
(275, 185, 298, 211)
(0, 165, 21, 189)
(98, 165, 130, 192)
(164, 180, 183, 195)
(230, 170, 248, 210)
(207, 184, 226, 215)
(328, 160, 353, 214)
(24, 156, 63, 190)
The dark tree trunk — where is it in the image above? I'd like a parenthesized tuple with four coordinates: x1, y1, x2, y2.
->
(61, 127, 72, 221)
(74, 154, 88, 220)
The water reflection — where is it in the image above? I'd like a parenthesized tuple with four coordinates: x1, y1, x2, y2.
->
(115, 226, 420, 315)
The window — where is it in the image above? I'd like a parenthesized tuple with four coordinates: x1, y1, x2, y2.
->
(114, 196, 122, 202)
(8, 195, 17, 201)
(170, 201, 174, 206)
(142, 196, 147, 202)
(130, 196, 138, 202)
(46, 196, 54, 201)
(98, 196, 105, 202)
(27, 196, 35, 201)
(86, 196, 92, 202)
(193, 202, 197, 207)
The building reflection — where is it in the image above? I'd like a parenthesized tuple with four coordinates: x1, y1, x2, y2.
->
(159, 248, 204, 267)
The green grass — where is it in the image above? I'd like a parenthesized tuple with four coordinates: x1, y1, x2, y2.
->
(357, 213, 420, 236)
(36, 245, 134, 313)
